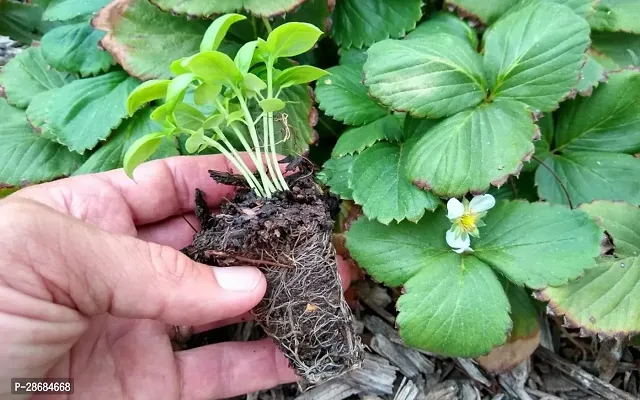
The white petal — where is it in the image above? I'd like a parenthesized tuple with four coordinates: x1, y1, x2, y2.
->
(452, 247, 466, 254)
(446, 229, 470, 249)
(469, 194, 496, 213)
(446, 198, 464, 220)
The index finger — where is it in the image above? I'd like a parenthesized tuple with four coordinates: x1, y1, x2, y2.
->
(15, 154, 245, 227)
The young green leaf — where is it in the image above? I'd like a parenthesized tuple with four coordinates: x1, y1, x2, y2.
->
(274, 65, 328, 89)
(41, 23, 114, 77)
(407, 100, 537, 197)
(234, 40, 258, 75)
(194, 82, 222, 105)
(126, 79, 171, 116)
(173, 103, 206, 132)
(243, 73, 267, 92)
(332, 115, 403, 157)
(350, 141, 439, 224)
(203, 114, 225, 130)
(364, 36, 486, 119)
(0, 99, 85, 186)
(93, 0, 209, 80)
(330, 0, 422, 49)
(46, 71, 140, 154)
(184, 51, 243, 87)
(265, 22, 323, 59)
(258, 98, 286, 112)
(74, 108, 179, 175)
(184, 129, 207, 154)
(317, 155, 356, 200)
(0, 47, 75, 109)
(315, 64, 388, 126)
(123, 131, 165, 178)
(483, 1, 590, 111)
(200, 13, 246, 52)
(166, 73, 197, 111)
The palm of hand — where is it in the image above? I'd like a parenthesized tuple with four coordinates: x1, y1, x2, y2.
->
(0, 156, 301, 400)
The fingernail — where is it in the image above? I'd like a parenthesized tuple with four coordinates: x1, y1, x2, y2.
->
(214, 267, 263, 292)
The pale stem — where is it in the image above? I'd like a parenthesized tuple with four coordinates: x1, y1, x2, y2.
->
(266, 61, 290, 190)
(228, 123, 276, 195)
(201, 136, 267, 198)
(234, 89, 282, 192)
(214, 128, 266, 196)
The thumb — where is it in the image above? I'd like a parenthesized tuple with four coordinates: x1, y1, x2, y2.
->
(0, 198, 266, 326)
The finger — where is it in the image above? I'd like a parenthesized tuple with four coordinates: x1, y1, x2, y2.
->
(137, 213, 201, 249)
(1, 198, 266, 326)
(176, 339, 297, 400)
(13, 154, 249, 228)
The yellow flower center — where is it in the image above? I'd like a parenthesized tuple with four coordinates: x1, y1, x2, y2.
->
(458, 213, 478, 232)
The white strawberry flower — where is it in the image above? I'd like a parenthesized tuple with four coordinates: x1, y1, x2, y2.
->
(445, 194, 495, 253)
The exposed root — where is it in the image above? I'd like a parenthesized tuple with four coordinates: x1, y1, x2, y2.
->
(183, 173, 363, 384)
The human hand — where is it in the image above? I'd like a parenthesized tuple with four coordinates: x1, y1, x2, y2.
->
(0, 155, 351, 400)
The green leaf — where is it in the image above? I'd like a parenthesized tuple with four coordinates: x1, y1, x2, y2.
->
(166, 73, 196, 112)
(315, 64, 387, 126)
(194, 82, 222, 105)
(443, 0, 516, 25)
(350, 141, 439, 224)
(0, 46, 75, 109)
(541, 256, 640, 337)
(126, 79, 171, 116)
(536, 152, 640, 206)
(234, 40, 258, 75)
(43, 0, 110, 21)
(581, 201, 640, 258)
(200, 13, 245, 52)
(149, 0, 308, 17)
(93, 0, 209, 80)
(591, 31, 640, 69)
(407, 100, 537, 197)
(503, 283, 539, 339)
(574, 52, 607, 97)
(259, 98, 286, 112)
(364, 36, 486, 119)
(332, 115, 402, 157)
(274, 66, 328, 89)
(346, 213, 511, 357)
(474, 200, 601, 289)
(330, 0, 422, 49)
(173, 103, 206, 132)
(123, 131, 165, 178)
(47, 71, 140, 154)
(0, 98, 85, 186)
(185, 51, 242, 87)
(243, 73, 267, 92)
(540, 201, 640, 337)
(445, 0, 594, 25)
(555, 70, 640, 154)
(74, 108, 178, 174)
(405, 12, 478, 49)
(317, 155, 356, 200)
(588, 0, 640, 34)
(271, 0, 332, 32)
(266, 22, 323, 59)
(483, 1, 590, 112)
(339, 48, 367, 66)
(40, 22, 113, 77)
(0, 0, 45, 44)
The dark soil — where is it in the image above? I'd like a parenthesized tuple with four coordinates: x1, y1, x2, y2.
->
(182, 168, 363, 384)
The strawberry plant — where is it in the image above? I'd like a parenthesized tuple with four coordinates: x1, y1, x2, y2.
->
(1, 0, 640, 381)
